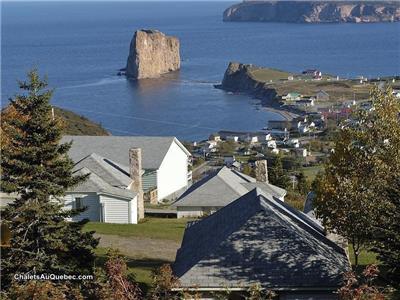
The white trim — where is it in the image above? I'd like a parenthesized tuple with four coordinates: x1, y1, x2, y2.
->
(173, 137, 192, 157)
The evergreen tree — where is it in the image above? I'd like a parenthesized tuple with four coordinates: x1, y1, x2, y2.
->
(296, 172, 309, 195)
(0, 70, 98, 290)
(268, 155, 290, 189)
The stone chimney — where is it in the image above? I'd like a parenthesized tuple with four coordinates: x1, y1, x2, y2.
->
(129, 148, 144, 220)
(255, 160, 268, 183)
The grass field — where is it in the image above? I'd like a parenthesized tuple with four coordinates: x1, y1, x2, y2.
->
(84, 217, 189, 242)
(87, 218, 192, 293)
(94, 247, 166, 292)
(248, 65, 372, 102)
(300, 165, 324, 182)
(249, 67, 292, 82)
(348, 244, 379, 266)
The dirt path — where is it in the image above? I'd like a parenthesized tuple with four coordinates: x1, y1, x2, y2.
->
(95, 233, 180, 261)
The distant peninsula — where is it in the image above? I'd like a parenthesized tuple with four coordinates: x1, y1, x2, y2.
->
(223, 1, 400, 23)
(125, 29, 180, 79)
(216, 62, 377, 108)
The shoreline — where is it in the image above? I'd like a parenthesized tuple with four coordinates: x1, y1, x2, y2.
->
(262, 105, 299, 121)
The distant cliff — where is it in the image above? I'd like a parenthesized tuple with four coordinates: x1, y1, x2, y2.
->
(223, 1, 400, 23)
(218, 62, 278, 105)
(126, 29, 180, 79)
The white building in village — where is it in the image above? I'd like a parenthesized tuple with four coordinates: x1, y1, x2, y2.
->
(60, 136, 192, 224)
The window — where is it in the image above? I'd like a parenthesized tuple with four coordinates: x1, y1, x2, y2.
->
(75, 197, 83, 209)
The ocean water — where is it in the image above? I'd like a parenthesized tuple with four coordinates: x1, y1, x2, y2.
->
(2, 1, 400, 140)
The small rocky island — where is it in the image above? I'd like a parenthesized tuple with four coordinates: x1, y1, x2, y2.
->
(125, 29, 180, 79)
(223, 1, 400, 23)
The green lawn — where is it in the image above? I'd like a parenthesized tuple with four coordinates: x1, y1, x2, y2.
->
(84, 217, 190, 242)
(88, 217, 193, 293)
(300, 165, 324, 182)
(94, 247, 164, 293)
(348, 244, 379, 266)
(249, 67, 292, 82)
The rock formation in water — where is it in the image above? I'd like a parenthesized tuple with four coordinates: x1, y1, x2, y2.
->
(223, 1, 400, 23)
(219, 62, 277, 105)
(126, 29, 180, 79)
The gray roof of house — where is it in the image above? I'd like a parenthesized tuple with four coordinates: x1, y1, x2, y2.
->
(172, 167, 286, 208)
(303, 191, 323, 227)
(61, 136, 188, 170)
(173, 188, 350, 290)
(73, 153, 131, 187)
(71, 167, 135, 199)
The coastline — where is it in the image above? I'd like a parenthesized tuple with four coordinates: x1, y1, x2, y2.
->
(262, 105, 298, 121)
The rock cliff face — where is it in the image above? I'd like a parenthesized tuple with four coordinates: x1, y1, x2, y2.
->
(223, 1, 400, 23)
(219, 62, 277, 105)
(126, 29, 180, 79)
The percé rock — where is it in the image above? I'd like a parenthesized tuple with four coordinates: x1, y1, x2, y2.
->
(220, 62, 277, 105)
(126, 29, 180, 79)
(223, 1, 400, 23)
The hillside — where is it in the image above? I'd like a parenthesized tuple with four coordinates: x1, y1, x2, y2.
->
(1, 105, 109, 136)
(54, 107, 109, 136)
(223, 1, 400, 23)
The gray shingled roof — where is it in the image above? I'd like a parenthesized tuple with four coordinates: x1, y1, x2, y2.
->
(61, 136, 186, 170)
(303, 191, 323, 227)
(71, 167, 135, 199)
(73, 153, 131, 188)
(172, 167, 286, 207)
(173, 188, 350, 290)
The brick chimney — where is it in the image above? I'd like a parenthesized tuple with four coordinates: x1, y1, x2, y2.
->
(255, 160, 268, 183)
(129, 148, 144, 220)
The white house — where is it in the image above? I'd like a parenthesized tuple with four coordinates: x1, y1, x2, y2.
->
(267, 140, 277, 149)
(64, 153, 138, 224)
(62, 136, 192, 203)
(226, 135, 239, 142)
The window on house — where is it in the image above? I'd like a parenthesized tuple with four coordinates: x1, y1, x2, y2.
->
(75, 197, 83, 209)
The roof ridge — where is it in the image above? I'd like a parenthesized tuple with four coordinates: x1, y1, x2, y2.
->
(257, 189, 346, 256)
(217, 167, 250, 196)
(174, 189, 262, 277)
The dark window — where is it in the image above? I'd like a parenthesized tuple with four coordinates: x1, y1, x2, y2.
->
(75, 197, 83, 209)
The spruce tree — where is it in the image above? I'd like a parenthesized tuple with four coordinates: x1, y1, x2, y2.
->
(1, 70, 98, 290)
(268, 155, 290, 189)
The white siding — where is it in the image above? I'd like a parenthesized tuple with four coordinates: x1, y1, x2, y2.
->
(63, 192, 100, 222)
(177, 206, 222, 218)
(100, 195, 137, 224)
(177, 207, 204, 218)
(157, 141, 189, 201)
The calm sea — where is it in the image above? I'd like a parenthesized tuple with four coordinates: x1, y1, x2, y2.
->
(2, 1, 400, 140)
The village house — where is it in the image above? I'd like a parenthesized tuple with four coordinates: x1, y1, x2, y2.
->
(266, 140, 277, 149)
(200, 140, 218, 155)
(302, 69, 322, 79)
(64, 152, 140, 224)
(283, 92, 302, 101)
(316, 90, 330, 101)
(295, 98, 315, 107)
(61, 136, 192, 206)
(173, 188, 350, 299)
(172, 160, 286, 218)
(208, 133, 221, 142)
